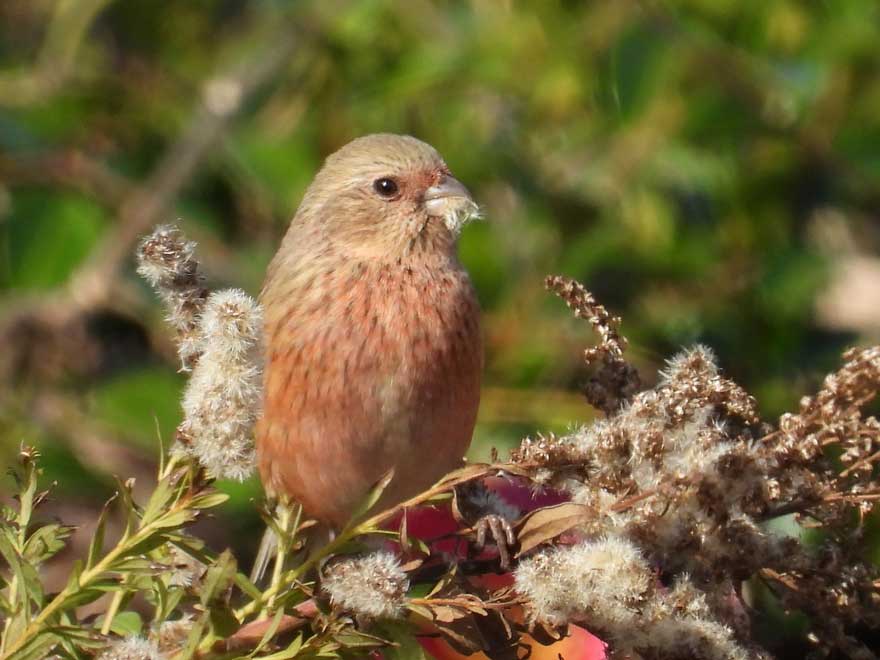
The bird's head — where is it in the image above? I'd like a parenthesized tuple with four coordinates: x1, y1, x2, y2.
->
(293, 134, 480, 259)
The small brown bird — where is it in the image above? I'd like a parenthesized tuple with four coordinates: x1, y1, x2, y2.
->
(256, 134, 482, 530)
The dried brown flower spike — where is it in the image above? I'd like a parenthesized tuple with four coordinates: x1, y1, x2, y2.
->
(545, 275, 641, 414)
(136, 224, 208, 370)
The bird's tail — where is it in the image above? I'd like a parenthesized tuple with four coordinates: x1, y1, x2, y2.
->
(250, 526, 278, 584)
(250, 505, 333, 584)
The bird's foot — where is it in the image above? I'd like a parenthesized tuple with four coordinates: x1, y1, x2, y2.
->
(473, 513, 516, 569)
(454, 481, 520, 570)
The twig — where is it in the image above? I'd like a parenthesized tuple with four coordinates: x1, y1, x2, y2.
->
(840, 448, 880, 477)
(234, 464, 509, 620)
(68, 23, 301, 309)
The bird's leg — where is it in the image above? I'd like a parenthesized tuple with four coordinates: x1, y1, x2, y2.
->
(454, 480, 520, 570)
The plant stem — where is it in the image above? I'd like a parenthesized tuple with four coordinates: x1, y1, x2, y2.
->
(262, 503, 299, 617)
(1, 498, 195, 660)
(234, 464, 500, 620)
(99, 578, 130, 635)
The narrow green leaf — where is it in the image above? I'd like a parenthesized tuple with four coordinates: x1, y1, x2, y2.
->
(56, 583, 117, 611)
(249, 608, 285, 656)
(108, 610, 143, 636)
(332, 629, 391, 649)
(4, 631, 61, 660)
(188, 491, 230, 510)
(114, 477, 140, 539)
(200, 550, 237, 607)
(86, 495, 117, 570)
(23, 524, 74, 564)
(234, 571, 263, 601)
(252, 633, 303, 660)
(177, 610, 209, 660)
(151, 508, 197, 530)
(17, 454, 39, 533)
(118, 533, 171, 559)
(141, 473, 176, 526)
(345, 469, 395, 528)
(45, 625, 105, 648)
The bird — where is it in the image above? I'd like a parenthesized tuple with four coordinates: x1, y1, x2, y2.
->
(255, 133, 483, 534)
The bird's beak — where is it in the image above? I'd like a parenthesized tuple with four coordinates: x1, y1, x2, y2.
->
(423, 174, 481, 235)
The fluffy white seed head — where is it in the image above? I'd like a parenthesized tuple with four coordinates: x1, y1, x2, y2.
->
(97, 636, 163, 660)
(660, 344, 719, 385)
(136, 225, 198, 286)
(515, 536, 652, 626)
(322, 551, 410, 619)
(154, 617, 193, 655)
(178, 288, 263, 480)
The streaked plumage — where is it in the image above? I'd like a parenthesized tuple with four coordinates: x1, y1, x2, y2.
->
(256, 134, 482, 527)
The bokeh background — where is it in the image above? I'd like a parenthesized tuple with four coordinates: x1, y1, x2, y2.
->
(1, 1, 879, 652)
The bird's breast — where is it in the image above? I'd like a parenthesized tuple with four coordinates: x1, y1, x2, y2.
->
(257, 257, 482, 526)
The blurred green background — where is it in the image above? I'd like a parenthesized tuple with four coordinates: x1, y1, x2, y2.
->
(1, 0, 879, 635)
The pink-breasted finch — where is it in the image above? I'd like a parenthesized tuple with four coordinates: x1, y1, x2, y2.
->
(256, 134, 482, 530)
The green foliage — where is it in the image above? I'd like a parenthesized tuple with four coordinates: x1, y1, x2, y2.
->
(0, 448, 248, 659)
(0, 448, 523, 659)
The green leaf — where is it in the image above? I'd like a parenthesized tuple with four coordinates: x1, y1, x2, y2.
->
(208, 602, 239, 638)
(253, 634, 303, 660)
(56, 581, 119, 611)
(375, 621, 429, 660)
(151, 508, 197, 530)
(111, 557, 154, 573)
(234, 572, 263, 602)
(113, 477, 140, 540)
(108, 610, 143, 636)
(119, 533, 172, 559)
(188, 491, 230, 510)
(332, 629, 391, 649)
(17, 454, 39, 533)
(151, 580, 185, 623)
(141, 472, 179, 526)
(200, 550, 237, 607)
(344, 469, 395, 529)
(0, 531, 43, 610)
(46, 625, 105, 648)
(23, 524, 74, 564)
(167, 535, 217, 569)
(86, 495, 117, 570)
(4, 630, 62, 660)
(248, 608, 285, 656)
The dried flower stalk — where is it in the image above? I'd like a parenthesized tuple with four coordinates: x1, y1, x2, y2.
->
(136, 224, 208, 370)
(545, 275, 640, 414)
(7, 252, 880, 660)
(511, 281, 880, 658)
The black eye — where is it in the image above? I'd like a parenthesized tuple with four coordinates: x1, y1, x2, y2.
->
(373, 177, 399, 197)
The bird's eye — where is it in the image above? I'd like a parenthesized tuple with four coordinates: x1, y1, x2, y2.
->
(373, 177, 399, 198)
